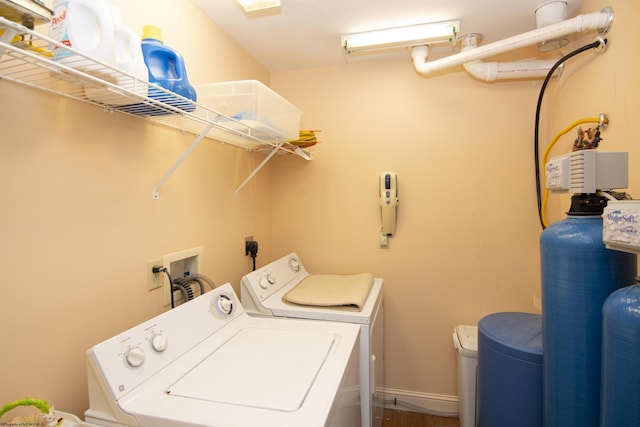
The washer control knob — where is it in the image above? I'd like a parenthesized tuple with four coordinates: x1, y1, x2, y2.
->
(124, 346, 145, 368)
(266, 273, 276, 284)
(259, 276, 270, 289)
(212, 293, 234, 317)
(150, 332, 168, 352)
(289, 258, 300, 272)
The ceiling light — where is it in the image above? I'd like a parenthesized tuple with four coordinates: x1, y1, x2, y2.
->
(341, 20, 460, 56)
(236, 0, 280, 13)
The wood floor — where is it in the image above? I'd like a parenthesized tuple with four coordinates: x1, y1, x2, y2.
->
(382, 408, 460, 427)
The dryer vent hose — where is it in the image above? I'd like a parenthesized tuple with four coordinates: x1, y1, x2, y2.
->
(172, 274, 216, 305)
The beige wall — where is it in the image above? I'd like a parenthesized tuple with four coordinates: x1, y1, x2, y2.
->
(1, 0, 639, 420)
(269, 0, 640, 406)
(0, 0, 273, 418)
(270, 56, 543, 400)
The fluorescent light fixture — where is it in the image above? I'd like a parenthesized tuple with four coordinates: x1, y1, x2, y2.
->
(342, 20, 460, 55)
(236, 0, 280, 12)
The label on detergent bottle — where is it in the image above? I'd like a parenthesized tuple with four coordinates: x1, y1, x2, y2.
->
(50, 0, 71, 59)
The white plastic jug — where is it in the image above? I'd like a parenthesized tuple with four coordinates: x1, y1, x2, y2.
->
(50, 0, 117, 70)
(112, 8, 147, 82)
(84, 5, 149, 105)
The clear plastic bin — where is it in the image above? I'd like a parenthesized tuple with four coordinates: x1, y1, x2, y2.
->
(196, 80, 301, 142)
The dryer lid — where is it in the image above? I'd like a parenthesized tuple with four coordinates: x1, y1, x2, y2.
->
(167, 327, 336, 411)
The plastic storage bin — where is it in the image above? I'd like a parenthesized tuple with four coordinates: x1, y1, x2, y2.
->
(453, 325, 478, 427)
(476, 312, 543, 427)
(196, 80, 301, 143)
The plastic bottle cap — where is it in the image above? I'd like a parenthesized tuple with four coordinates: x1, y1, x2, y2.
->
(142, 25, 163, 43)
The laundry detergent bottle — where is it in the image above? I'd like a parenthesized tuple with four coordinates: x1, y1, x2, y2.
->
(84, 4, 149, 105)
(110, 6, 149, 95)
(140, 25, 196, 112)
(50, 0, 116, 70)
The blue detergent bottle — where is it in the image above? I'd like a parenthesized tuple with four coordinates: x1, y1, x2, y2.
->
(120, 25, 196, 115)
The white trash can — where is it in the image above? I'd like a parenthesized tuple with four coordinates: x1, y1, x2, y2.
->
(453, 325, 478, 427)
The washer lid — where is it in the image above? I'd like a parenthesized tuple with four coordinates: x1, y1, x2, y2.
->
(167, 327, 336, 411)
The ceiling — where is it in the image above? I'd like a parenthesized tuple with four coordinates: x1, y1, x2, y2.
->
(191, 0, 583, 72)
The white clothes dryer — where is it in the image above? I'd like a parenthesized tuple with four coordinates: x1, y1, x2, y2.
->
(240, 252, 384, 427)
(85, 283, 361, 427)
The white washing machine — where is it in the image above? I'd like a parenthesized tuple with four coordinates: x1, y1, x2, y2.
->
(240, 252, 384, 427)
(85, 283, 361, 427)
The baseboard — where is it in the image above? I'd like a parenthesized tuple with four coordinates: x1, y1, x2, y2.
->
(382, 387, 459, 417)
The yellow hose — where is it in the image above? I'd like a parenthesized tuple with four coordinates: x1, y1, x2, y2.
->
(541, 116, 609, 228)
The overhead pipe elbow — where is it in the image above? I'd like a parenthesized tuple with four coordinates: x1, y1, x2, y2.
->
(411, 7, 613, 77)
(410, 45, 430, 73)
(464, 59, 562, 81)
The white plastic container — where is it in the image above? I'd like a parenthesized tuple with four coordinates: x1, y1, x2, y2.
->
(535, 0, 568, 28)
(453, 325, 478, 427)
(84, 5, 149, 105)
(196, 80, 302, 143)
(111, 8, 147, 81)
(50, 0, 117, 70)
(535, 1, 569, 51)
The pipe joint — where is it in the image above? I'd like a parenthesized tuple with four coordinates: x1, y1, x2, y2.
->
(598, 6, 614, 35)
(593, 36, 608, 54)
(411, 7, 614, 78)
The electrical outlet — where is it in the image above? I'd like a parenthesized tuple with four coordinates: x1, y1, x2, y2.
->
(244, 235, 254, 255)
(162, 246, 203, 307)
(147, 259, 163, 291)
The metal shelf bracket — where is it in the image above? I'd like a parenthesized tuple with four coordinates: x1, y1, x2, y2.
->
(152, 123, 216, 199)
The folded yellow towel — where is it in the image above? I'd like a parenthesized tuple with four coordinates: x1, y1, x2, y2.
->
(288, 130, 320, 148)
(284, 273, 374, 311)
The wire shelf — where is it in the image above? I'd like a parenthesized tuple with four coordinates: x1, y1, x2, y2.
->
(0, 17, 311, 197)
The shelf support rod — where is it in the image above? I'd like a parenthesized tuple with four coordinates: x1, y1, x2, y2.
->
(234, 143, 282, 197)
(152, 122, 215, 199)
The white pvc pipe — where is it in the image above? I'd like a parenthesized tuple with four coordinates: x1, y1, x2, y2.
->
(411, 8, 612, 76)
(464, 59, 559, 81)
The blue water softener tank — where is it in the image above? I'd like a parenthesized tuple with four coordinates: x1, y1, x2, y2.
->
(540, 194, 637, 427)
(601, 284, 640, 427)
(120, 25, 196, 115)
(476, 312, 543, 427)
